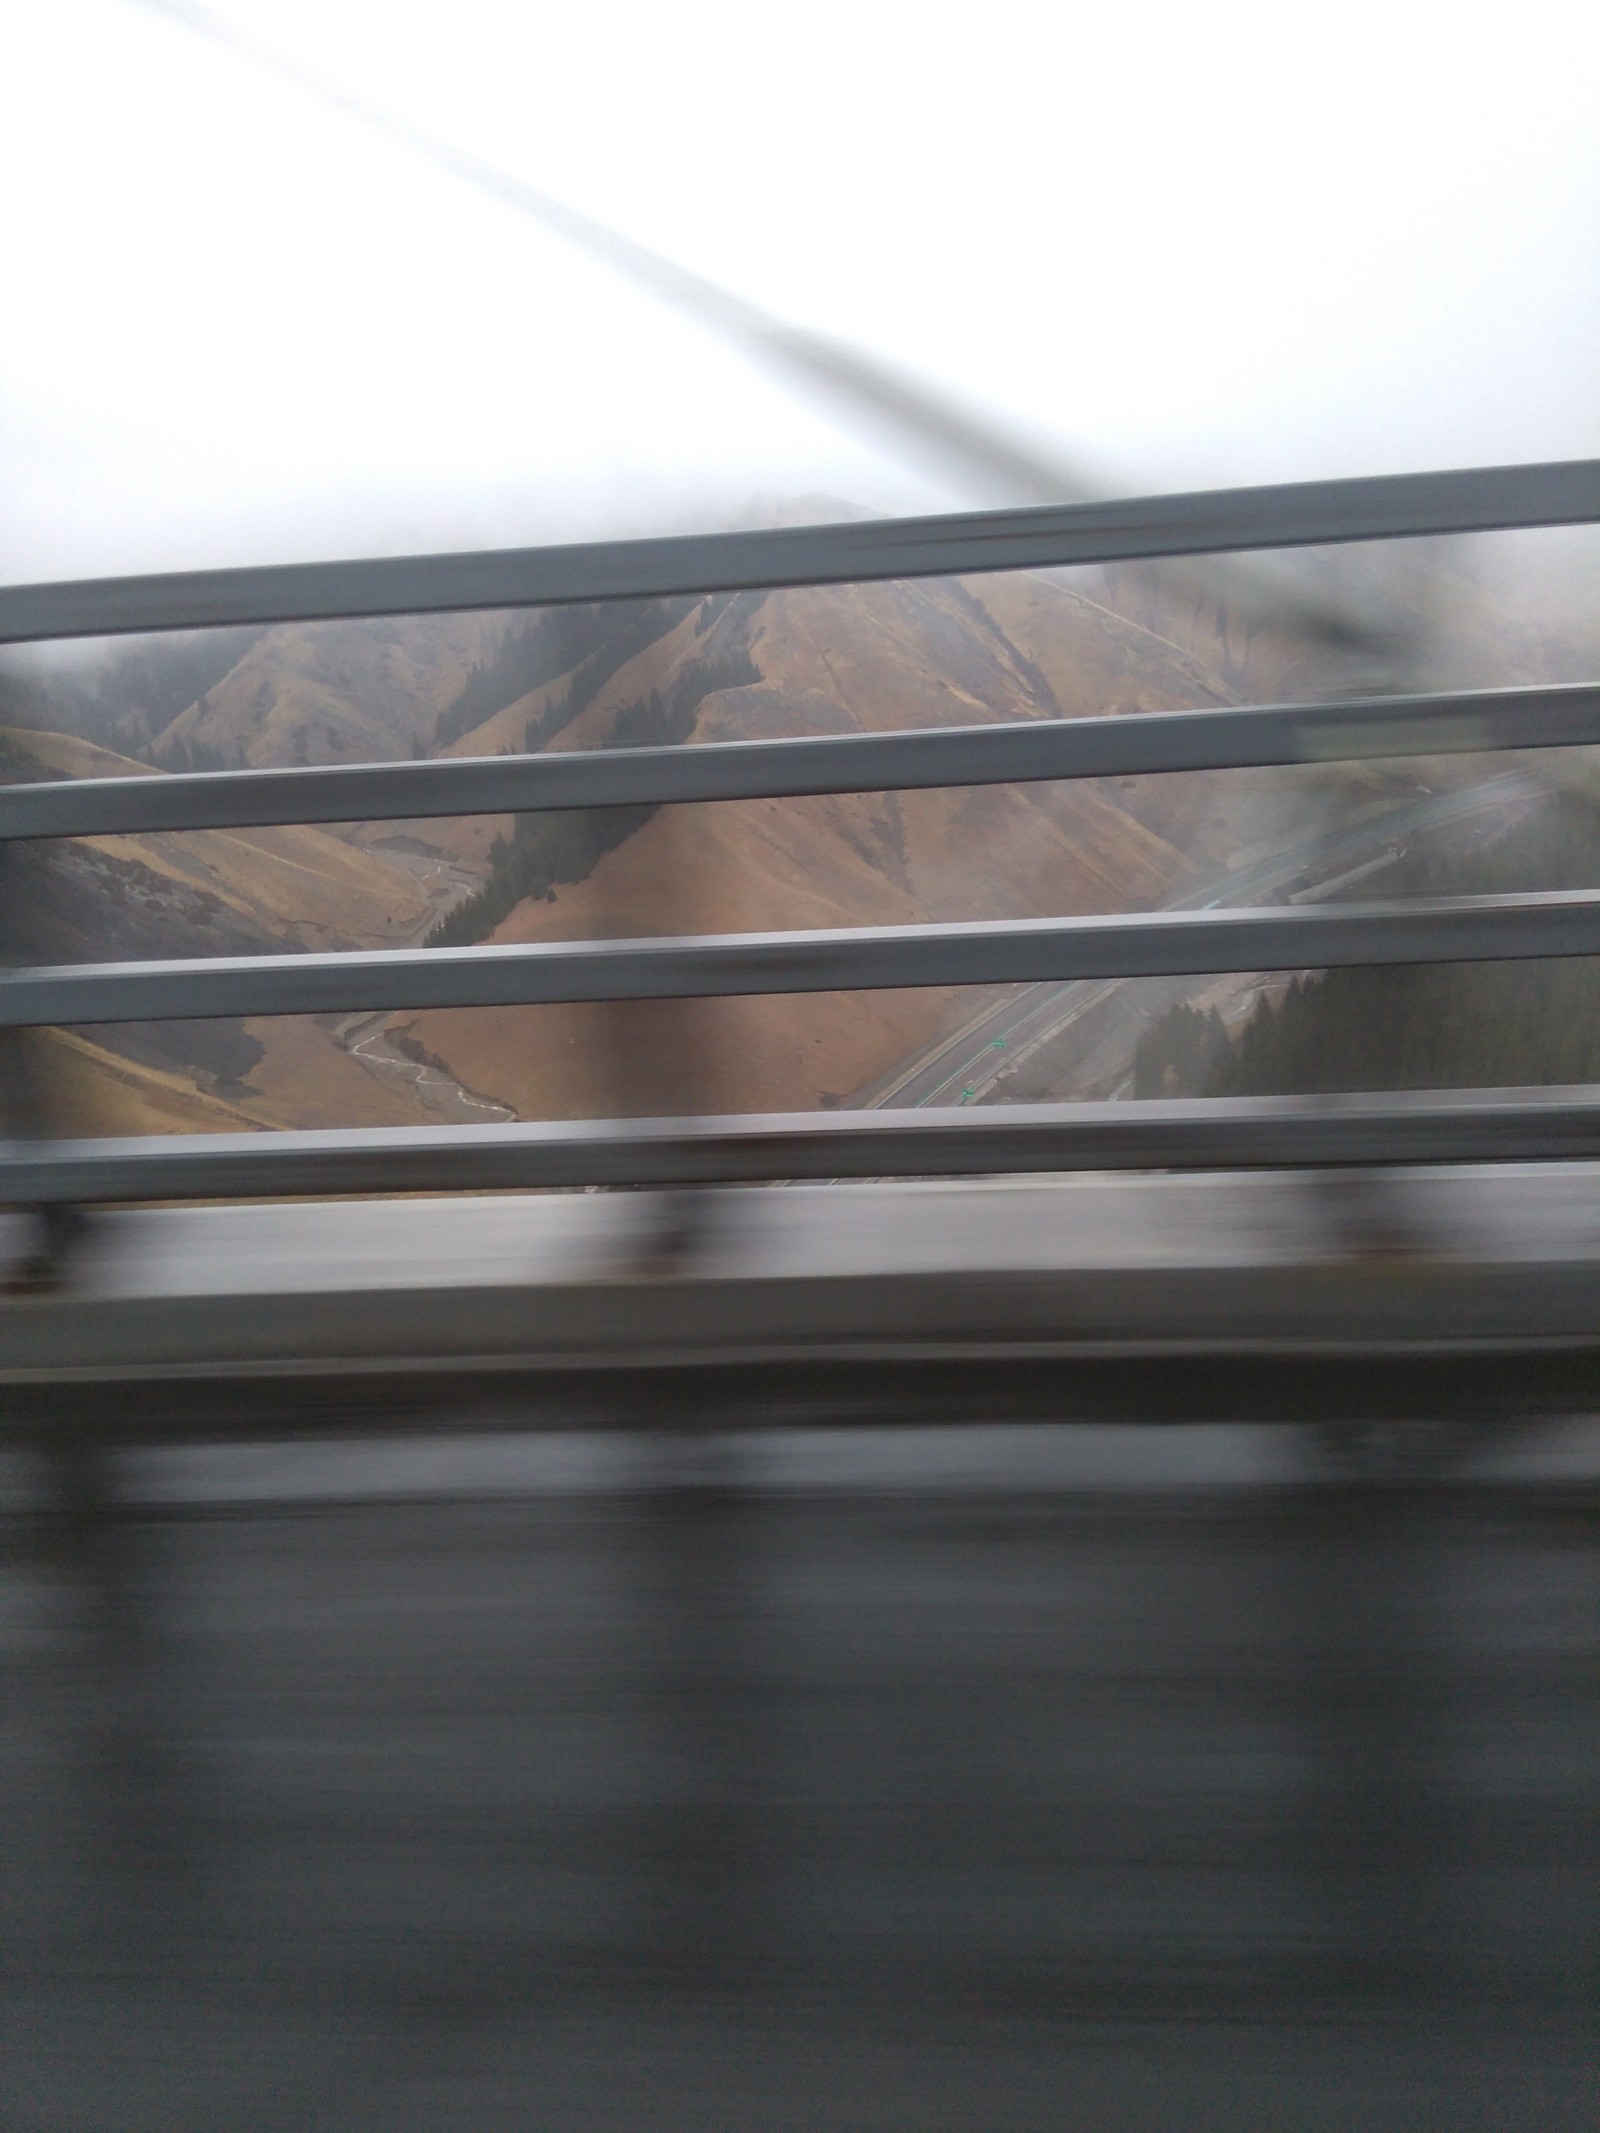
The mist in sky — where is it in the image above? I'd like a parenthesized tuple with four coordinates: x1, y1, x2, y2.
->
(3, 0, 1596, 581)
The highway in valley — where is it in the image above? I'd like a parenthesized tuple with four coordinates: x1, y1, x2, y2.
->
(867, 773, 1534, 1111)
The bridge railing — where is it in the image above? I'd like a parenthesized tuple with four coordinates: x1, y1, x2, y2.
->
(1, 456, 1597, 1205)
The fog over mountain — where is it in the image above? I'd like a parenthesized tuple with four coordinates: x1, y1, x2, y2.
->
(6, 5, 1595, 580)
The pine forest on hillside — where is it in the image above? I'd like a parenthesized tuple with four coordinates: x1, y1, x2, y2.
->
(1133, 793, 1600, 1099)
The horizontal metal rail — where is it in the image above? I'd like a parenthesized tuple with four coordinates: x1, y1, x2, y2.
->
(3, 681, 1596, 843)
(5, 1085, 1600, 1203)
(3, 459, 1596, 644)
(4, 889, 1600, 1027)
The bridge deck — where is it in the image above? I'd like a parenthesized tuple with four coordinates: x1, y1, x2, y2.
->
(5, 1166, 1599, 1436)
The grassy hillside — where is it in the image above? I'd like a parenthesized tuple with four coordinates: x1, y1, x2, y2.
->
(14, 727, 434, 946)
(396, 570, 1270, 1119)
(148, 612, 512, 771)
(0, 628, 265, 756)
(34, 1027, 267, 1138)
(0, 725, 442, 1133)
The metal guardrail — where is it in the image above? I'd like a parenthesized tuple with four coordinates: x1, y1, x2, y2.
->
(4, 458, 1596, 645)
(4, 891, 1600, 1028)
(0, 455, 1597, 1204)
(1, 681, 1597, 842)
(6, 1086, 1600, 1204)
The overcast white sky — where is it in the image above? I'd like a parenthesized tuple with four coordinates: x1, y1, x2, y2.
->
(3, 0, 1597, 581)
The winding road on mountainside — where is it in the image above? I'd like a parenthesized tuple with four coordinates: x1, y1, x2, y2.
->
(862, 772, 1538, 1112)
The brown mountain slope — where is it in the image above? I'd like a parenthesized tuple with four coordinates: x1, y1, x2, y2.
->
(231, 1014, 460, 1131)
(15, 728, 434, 947)
(1, 727, 440, 1133)
(12, 551, 1392, 1131)
(398, 571, 1264, 1118)
(33, 1028, 266, 1137)
(148, 612, 512, 770)
(440, 602, 712, 762)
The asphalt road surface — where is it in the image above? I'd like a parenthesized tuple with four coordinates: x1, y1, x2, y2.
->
(3, 1467, 1593, 2129)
